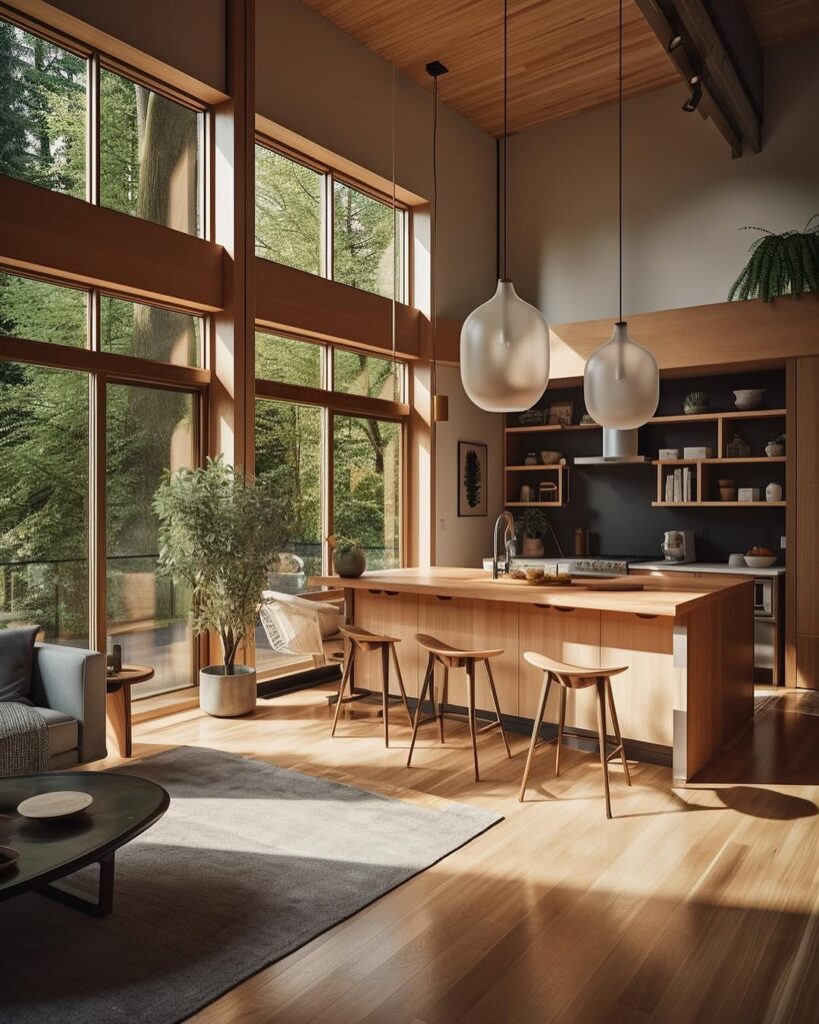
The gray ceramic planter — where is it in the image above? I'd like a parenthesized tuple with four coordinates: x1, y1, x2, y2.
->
(199, 665, 257, 717)
(333, 547, 366, 578)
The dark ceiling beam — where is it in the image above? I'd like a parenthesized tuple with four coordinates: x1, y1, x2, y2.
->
(634, 0, 762, 157)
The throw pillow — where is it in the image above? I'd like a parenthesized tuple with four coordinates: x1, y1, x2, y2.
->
(0, 625, 40, 705)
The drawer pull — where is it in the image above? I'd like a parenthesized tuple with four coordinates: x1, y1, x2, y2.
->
(436, 595, 453, 601)
(534, 604, 551, 611)
(385, 590, 400, 596)
(635, 613, 658, 619)
(367, 589, 382, 595)
(553, 606, 576, 613)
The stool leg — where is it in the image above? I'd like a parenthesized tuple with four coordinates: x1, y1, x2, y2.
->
(595, 678, 612, 819)
(519, 672, 552, 801)
(440, 667, 449, 742)
(555, 685, 567, 777)
(466, 659, 480, 782)
(390, 644, 413, 727)
(331, 645, 356, 737)
(407, 654, 434, 767)
(484, 660, 511, 758)
(381, 644, 390, 748)
(606, 677, 631, 786)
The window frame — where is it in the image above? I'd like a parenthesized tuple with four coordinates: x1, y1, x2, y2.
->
(254, 136, 411, 305)
(0, 10, 210, 238)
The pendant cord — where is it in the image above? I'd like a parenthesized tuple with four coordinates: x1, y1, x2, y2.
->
(618, 0, 623, 323)
(431, 72, 438, 404)
(503, 0, 508, 281)
(391, 61, 397, 379)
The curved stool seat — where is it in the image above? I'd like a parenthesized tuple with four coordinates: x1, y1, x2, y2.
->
(519, 651, 632, 818)
(331, 626, 412, 746)
(407, 633, 511, 782)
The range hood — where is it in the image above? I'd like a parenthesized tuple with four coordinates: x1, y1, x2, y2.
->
(574, 428, 648, 465)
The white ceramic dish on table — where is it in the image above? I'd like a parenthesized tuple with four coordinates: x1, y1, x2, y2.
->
(17, 791, 94, 820)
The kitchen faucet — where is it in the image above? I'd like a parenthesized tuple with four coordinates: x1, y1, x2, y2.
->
(492, 510, 517, 578)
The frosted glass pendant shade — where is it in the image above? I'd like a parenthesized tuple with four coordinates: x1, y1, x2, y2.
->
(460, 279, 550, 412)
(583, 321, 659, 429)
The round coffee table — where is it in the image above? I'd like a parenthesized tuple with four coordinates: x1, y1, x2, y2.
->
(106, 665, 154, 758)
(0, 771, 169, 916)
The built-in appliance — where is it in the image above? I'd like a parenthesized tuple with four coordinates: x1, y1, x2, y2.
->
(753, 576, 782, 684)
(482, 554, 653, 578)
(661, 530, 696, 563)
(574, 428, 649, 465)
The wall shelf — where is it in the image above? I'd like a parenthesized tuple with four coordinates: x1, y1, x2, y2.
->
(651, 500, 787, 508)
(505, 501, 565, 508)
(652, 456, 786, 466)
(505, 423, 599, 434)
(506, 464, 566, 471)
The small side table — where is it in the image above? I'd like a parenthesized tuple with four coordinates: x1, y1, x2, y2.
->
(106, 665, 154, 758)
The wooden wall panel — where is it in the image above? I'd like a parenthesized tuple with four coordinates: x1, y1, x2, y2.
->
(796, 483, 819, 636)
(0, 176, 223, 312)
(599, 612, 674, 747)
(796, 635, 819, 689)
(256, 257, 422, 360)
(518, 605, 601, 727)
(354, 590, 420, 697)
(416, 595, 519, 715)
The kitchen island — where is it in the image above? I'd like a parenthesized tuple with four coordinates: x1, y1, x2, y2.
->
(310, 567, 754, 783)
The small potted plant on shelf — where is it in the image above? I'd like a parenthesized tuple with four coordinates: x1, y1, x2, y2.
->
(683, 391, 709, 415)
(517, 508, 549, 557)
(765, 433, 785, 458)
(153, 456, 292, 718)
(329, 535, 367, 578)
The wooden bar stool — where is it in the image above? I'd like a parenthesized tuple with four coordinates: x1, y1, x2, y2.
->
(331, 625, 413, 746)
(407, 633, 512, 781)
(519, 651, 631, 818)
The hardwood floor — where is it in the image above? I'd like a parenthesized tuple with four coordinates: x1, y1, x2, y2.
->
(106, 684, 819, 1024)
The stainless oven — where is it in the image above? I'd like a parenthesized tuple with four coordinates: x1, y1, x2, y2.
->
(753, 577, 775, 619)
(753, 576, 782, 684)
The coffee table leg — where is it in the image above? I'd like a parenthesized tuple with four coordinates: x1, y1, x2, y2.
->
(35, 852, 115, 917)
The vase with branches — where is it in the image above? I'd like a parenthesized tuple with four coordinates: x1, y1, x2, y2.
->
(729, 216, 819, 302)
(154, 456, 292, 717)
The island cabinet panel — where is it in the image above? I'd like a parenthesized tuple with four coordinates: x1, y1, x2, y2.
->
(416, 596, 520, 716)
(599, 613, 675, 747)
(352, 590, 421, 697)
(518, 605, 601, 730)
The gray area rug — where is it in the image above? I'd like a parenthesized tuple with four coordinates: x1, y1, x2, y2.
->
(0, 746, 502, 1024)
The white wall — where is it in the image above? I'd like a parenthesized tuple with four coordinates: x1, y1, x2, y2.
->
(255, 0, 497, 320)
(507, 37, 819, 324)
(43, 0, 226, 92)
(434, 366, 504, 567)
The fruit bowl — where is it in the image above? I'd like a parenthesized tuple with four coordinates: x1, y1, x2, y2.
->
(744, 555, 776, 568)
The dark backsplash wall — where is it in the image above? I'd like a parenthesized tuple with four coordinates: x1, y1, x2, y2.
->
(512, 369, 786, 562)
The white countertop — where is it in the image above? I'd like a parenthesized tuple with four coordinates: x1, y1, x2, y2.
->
(635, 560, 785, 577)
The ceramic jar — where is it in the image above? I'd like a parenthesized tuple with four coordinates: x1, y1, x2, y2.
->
(521, 536, 545, 556)
(524, 452, 538, 465)
(765, 442, 785, 457)
(719, 478, 736, 501)
(766, 482, 783, 503)
(333, 546, 367, 578)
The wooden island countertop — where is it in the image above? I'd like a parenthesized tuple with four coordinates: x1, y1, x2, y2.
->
(311, 567, 754, 784)
(309, 566, 749, 619)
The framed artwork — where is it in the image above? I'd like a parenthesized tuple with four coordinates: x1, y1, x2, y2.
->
(547, 400, 574, 426)
(458, 441, 488, 517)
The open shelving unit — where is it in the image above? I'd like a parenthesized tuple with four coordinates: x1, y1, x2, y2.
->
(649, 408, 787, 508)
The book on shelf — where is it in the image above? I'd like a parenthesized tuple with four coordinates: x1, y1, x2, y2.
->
(665, 472, 674, 503)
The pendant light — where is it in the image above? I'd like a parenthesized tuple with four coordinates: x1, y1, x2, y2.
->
(583, 0, 659, 430)
(426, 60, 449, 422)
(459, 0, 550, 413)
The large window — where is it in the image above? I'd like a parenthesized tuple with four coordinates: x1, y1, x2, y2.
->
(106, 384, 197, 696)
(333, 349, 403, 402)
(0, 20, 86, 198)
(100, 296, 202, 367)
(255, 332, 322, 388)
(0, 272, 86, 347)
(334, 415, 401, 570)
(0, 16, 204, 236)
(0, 363, 89, 646)
(255, 141, 408, 302)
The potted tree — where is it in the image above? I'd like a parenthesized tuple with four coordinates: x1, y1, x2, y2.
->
(517, 508, 549, 557)
(154, 456, 291, 718)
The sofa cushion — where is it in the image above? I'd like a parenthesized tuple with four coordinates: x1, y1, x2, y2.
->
(0, 626, 40, 704)
(32, 706, 79, 757)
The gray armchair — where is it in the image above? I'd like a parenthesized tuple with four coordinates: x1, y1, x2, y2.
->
(29, 643, 107, 767)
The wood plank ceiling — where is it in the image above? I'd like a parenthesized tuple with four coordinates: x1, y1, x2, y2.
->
(302, 0, 819, 136)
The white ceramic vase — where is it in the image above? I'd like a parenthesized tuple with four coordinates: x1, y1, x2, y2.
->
(766, 482, 783, 503)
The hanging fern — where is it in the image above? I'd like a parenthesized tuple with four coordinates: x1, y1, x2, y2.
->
(728, 215, 819, 302)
